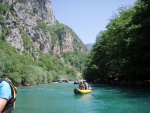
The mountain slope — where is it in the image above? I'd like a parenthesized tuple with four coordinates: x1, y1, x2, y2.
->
(0, 0, 87, 55)
(0, 0, 88, 85)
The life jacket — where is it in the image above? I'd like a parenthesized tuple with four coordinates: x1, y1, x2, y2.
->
(0, 77, 17, 113)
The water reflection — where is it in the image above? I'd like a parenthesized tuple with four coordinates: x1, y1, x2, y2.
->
(74, 93, 93, 99)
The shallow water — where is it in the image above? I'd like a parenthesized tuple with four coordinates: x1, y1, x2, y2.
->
(13, 83, 150, 113)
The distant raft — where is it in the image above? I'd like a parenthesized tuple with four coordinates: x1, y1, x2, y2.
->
(74, 88, 92, 94)
(73, 81, 79, 84)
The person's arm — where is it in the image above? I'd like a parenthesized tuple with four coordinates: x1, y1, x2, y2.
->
(0, 81, 12, 113)
(85, 83, 88, 89)
(86, 83, 89, 89)
(83, 84, 85, 90)
(0, 98, 8, 112)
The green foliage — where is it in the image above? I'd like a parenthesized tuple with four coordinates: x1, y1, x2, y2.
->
(63, 52, 88, 72)
(0, 26, 10, 40)
(36, 21, 48, 31)
(24, 65, 48, 84)
(0, 39, 83, 85)
(0, 15, 4, 24)
(38, 54, 55, 71)
(0, 4, 10, 12)
(83, 0, 150, 84)
(0, 4, 11, 40)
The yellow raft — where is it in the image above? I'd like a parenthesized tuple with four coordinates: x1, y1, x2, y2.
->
(74, 88, 92, 94)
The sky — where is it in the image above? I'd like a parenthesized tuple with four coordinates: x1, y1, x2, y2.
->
(50, 0, 137, 44)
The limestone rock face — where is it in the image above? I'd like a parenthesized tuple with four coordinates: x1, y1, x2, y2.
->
(1, 0, 87, 56)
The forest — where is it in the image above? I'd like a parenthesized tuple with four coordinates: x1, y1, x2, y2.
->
(83, 0, 150, 85)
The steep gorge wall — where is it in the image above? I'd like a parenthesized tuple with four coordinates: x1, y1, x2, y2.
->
(0, 0, 87, 56)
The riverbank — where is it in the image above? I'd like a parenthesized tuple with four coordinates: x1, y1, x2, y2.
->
(90, 79, 150, 87)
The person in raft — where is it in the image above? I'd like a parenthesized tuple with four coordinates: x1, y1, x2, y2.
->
(78, 81, 85, 90)
(83, 80, 89, 90)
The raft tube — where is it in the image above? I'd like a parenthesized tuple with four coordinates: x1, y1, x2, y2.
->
(74, 88, 92, 94)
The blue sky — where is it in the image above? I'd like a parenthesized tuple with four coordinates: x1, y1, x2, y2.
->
(50, 0, 136, 44)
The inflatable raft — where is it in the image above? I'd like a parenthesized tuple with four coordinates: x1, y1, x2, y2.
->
(74, 88, 92, 94)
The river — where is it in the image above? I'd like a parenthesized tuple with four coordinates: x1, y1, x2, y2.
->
(13, 83, 150, 113)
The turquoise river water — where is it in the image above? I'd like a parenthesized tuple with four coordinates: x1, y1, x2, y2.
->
(12, 83, 150, 113)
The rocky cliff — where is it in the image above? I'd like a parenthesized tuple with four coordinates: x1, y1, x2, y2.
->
(0, 0, 87, 57)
